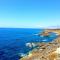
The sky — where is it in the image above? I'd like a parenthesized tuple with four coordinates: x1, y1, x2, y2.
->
(0, 0, 60, 28)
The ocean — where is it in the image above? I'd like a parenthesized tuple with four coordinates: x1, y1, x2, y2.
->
(0, 28, 57, 60)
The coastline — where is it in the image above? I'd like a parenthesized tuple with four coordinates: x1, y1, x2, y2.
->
(20, 29, 60, 60)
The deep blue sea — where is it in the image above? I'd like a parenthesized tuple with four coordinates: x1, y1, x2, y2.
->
(0, 28, 58, 60)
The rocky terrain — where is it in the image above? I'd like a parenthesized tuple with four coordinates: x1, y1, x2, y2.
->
(20, 29, 60, 60)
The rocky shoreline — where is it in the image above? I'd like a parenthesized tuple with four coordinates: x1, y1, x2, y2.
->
(20, 29, 60, 60)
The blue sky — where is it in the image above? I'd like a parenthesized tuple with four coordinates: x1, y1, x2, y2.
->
(0, 0, 60, 28)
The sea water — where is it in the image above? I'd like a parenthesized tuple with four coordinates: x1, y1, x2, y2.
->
(0, 28, 57, 60)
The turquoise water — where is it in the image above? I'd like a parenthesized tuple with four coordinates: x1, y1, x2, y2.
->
(0, 28, 58, 60)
